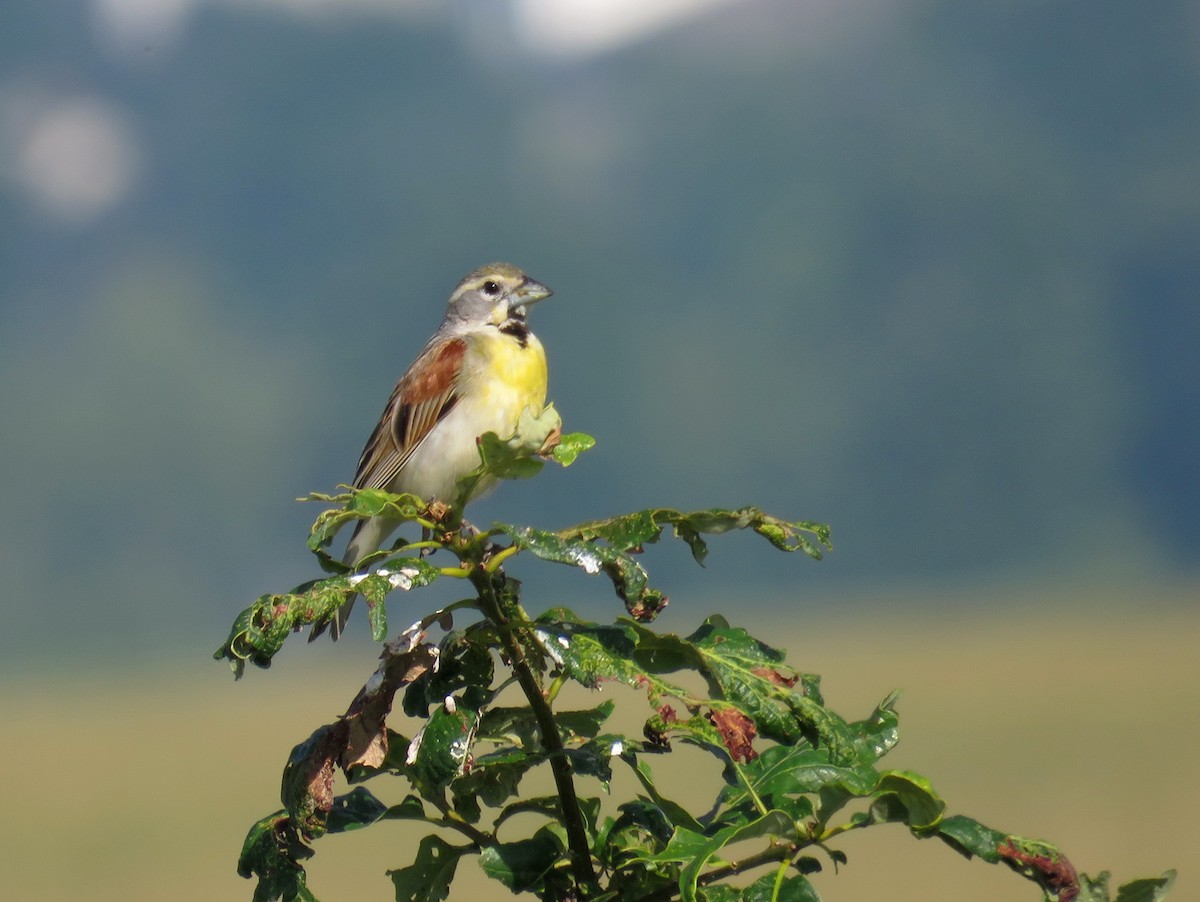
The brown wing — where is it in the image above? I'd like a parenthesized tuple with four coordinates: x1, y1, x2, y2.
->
(352, 337, 467, 490)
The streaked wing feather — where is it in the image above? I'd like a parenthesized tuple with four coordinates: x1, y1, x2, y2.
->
(352, 337, 467, 491)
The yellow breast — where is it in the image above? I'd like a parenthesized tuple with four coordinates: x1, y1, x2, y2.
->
(465, 328, 548, 426)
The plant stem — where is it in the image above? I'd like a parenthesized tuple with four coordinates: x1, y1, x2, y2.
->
(470, 567, 598, 895)
(731, 759, 769, 816)
(638, 842, 802, 902)
(429, 800, 493, 848)
(546, 672, 567, 705)
(484, 543, 521, 572)
(819, 818, 871, 842)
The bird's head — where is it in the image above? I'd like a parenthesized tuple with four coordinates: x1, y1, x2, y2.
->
(446, 262, 553, 328)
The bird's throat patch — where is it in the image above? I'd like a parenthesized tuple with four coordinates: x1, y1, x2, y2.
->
(499, 319, 531, 348)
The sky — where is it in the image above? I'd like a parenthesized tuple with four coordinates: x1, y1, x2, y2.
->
(1, 0, 1197, 667)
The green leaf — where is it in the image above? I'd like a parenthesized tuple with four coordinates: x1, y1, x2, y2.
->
(698, 886, 740, 902)
(631, 617, 855, 763)
(645, 810, 796, 902)
(936, 814, 1008, 863)
(554, 700, 617, 740)
(214, 558, 441, 673)
(720, 745, 874, 822)
(564, 735, 619, 788)
(531, 619, 696, 707)
(403, 627, 496, 717)
(496, 524, 661, 619)
(474, 707, 543, 749)
(450, 748, 538, 822)
(388, 835, 466, 902)
(605, 800, 674, 851)
(301, 488, 430, 576)
(325, 787, 389, 833)
(324, 788, 430, 834)
(236, 813, 317, 902)
(561, 509, 665, 553)
(994, 833, 1080, 900)
(497, 507, 828, 621)
(849, 691, 901, 763)
(478, 825, 566, 893)
(455, 405, 564, 504)
(474, 700, 614, 748)
(382, 795, 430, 822)
(937, 821, 1095, 902)
(407, 698, 480, 790)
(1114, 871, 1176, 902)
(494, 795, 602, 833)
(550, 431, 596, 466)
(1078, 872, 1114, 902)
(868, 771, 946, 835)
(740, 872, 822, 902)
(558, 507, 832, 563)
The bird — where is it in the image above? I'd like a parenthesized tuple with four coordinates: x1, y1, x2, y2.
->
(313, 262, 553, 640)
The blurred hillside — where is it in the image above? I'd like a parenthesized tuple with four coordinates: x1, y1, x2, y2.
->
(1, 0, 1197, 662)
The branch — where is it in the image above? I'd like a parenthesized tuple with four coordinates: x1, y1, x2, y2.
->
(469, 565, 598, 895)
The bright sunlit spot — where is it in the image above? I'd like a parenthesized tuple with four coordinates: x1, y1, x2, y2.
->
(10, 95, 142, 223)
(514, 0, 745, 58)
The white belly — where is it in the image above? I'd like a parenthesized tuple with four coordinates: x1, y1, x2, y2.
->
(391, 329, 547, 503)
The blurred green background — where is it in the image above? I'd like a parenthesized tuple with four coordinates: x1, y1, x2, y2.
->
(1, 1, 1196, 899)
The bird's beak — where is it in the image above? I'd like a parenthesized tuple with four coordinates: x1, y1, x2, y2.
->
(513, 276, 553, 309)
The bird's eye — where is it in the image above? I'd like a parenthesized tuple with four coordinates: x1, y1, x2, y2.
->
(482, 280, 501, 297)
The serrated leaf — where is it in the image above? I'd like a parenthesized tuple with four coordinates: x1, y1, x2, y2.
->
(607, 799, 677, 852)
(474, 707, 543, 749)
(559, 507, 832, 563)
(388, 835, 465, 902)
(215, 559, 442, 672)
(496, 524, 660, 619)
(531, 620, 696, 708)
(303, 487, 427, 559)
(708, 707, 759, 763)
(342, 637, 441, 773)
(1078, 872, 1114, 902)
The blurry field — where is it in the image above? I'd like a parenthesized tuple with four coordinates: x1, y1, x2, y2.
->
(3, 586, 1194, 902)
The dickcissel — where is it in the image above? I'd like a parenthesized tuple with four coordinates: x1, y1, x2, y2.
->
(316, 262, 553, 640)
